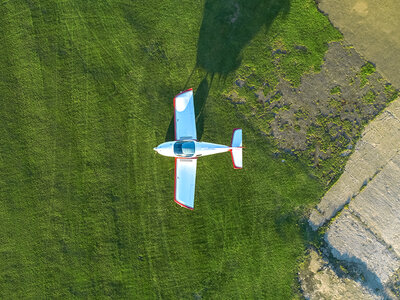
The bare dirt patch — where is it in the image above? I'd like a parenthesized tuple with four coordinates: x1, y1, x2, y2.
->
(318, 0, 400, 87)
(352, 1, 369, 16)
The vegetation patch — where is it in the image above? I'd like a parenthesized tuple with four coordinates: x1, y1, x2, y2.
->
(385, 83, 400, 102)
(363, 90, 377, 103)
(227, 41, 399, 184)
(330, 85, 342, 95)
(359, 62, 376, 87)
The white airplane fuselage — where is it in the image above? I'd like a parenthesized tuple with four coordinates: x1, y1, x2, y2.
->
(154, 140, 231, 158)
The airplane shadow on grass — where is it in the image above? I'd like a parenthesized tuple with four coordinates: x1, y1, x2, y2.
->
(166, 0, 290, 142)
(196, 0, 290, 76)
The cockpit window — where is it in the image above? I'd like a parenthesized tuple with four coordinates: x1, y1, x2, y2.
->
(174, 141, 195, 157)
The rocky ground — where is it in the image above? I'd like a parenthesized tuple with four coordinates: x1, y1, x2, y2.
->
(299, 249, 381, 300)
(309, 99, 400, 229)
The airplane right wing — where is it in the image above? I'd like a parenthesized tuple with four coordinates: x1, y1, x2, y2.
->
(174, 158, 197, 210)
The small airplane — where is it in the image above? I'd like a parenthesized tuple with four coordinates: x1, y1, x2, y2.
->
(154, 88, 243, 210)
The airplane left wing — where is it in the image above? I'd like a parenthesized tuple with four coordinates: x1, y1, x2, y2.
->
(174, 89, 197, 141)
(174, 158, 197, 210)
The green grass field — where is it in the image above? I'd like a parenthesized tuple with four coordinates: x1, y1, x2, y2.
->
(1, 0, 339, 298)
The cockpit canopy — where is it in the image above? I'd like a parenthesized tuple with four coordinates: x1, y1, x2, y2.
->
(174, 141, 195, 157)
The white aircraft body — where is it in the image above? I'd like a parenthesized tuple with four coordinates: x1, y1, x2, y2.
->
(154, 89, 243, 210)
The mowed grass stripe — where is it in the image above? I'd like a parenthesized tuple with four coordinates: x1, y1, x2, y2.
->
(1, 1, 58, 295)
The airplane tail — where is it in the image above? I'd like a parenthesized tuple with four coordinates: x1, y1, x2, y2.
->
(230, 128, 242, 169)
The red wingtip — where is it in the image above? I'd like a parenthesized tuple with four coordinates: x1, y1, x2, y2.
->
(230, 149, 242, 169)
(175, 88, 193, 97)
(174, 198, 194, 210)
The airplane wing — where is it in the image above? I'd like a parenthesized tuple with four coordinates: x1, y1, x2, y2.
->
(174, 158, 197, 210)
(174, 89, 197, 141)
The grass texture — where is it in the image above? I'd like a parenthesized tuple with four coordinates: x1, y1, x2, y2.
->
(0, 0, 338, 298)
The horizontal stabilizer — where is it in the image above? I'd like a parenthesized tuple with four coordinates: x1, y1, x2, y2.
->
(230, 128, 242, 169)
